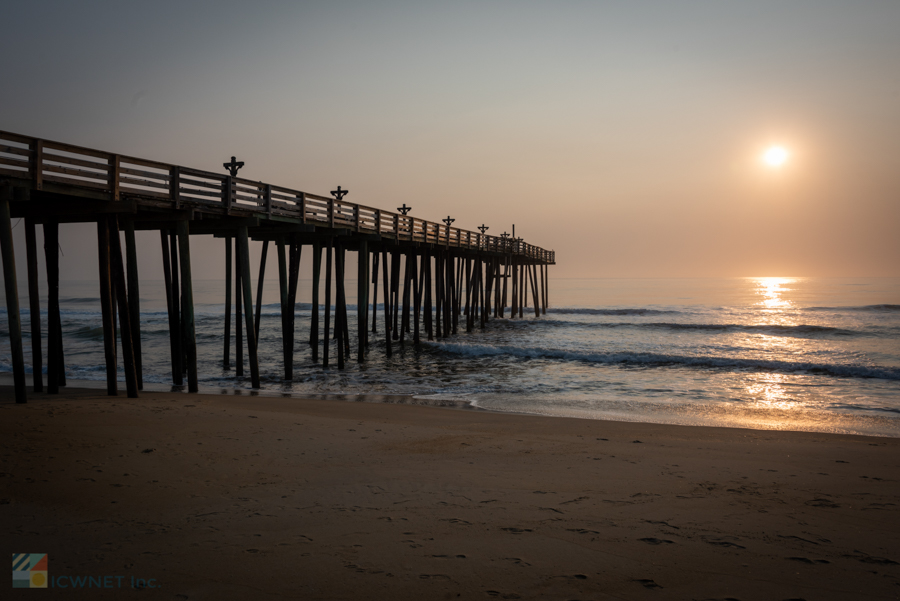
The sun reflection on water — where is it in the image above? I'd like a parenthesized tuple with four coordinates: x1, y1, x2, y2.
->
(752, 277, 796, 309)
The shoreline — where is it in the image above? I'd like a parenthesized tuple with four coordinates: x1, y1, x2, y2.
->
(3, 375, 897, 439)
(3, 385, 899, 599)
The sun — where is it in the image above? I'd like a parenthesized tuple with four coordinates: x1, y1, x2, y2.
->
(762, 146, 789, 167)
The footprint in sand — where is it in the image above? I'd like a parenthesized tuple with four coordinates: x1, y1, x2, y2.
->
(501, 527, 533, 534)
(635, 579, 662, 589)
(639, 538, 674, 545)
(786, 557, 830, 564)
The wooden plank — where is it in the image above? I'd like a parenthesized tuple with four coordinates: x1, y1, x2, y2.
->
(119, 166, 169, 181)
(179, 176, 222, 190)
(0, 131, 34, 144)
(41, 173, 110, 190)
(42, 140, 110, 160)
(42, 152, 109, 171)
(223, 236, 232, 369)
(119, 176, 169, 190)
(43, 163, 109, 180)
(0, 155, 29, 168)
(0, 166, 29, 178)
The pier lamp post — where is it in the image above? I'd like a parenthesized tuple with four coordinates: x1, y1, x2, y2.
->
(442, 216, 455, 246)
(331, 186, 349, 201)
(478, 224, 488, 249)
(501, 231, 510, 252)
(397, 203, 412, 215)
(223, 157, 244, 177)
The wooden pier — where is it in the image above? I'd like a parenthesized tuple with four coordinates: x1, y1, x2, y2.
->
(0, 130, 555, 403)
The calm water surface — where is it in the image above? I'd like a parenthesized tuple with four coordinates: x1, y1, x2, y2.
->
(2, 276, 899, 437)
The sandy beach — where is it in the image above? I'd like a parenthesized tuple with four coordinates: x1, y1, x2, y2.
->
(2, 386, 899, 600)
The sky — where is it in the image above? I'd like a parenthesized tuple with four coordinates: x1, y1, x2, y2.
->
(2, 0, 899, 280)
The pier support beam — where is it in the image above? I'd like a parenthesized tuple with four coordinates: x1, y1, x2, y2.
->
(44, 220, 64, 393)
(277, 237, 291, 379)
(109, 216, 138, 398)
(382, 248, 392, 356)
(176, 221, 199, 392)
(310, 241, 321, 363)
(254, 240, 268, 340)
(323, 238, 332, 368)
(123, 220, 143, 389)
(236, 226, 259, 388)
(161, 230, 181, 385)
(0, 193, 26, 403)
(223, 236, 232, 369)
(97, 218, 117, 395)
(357, 240, 368, 362)
(24, 218, 42, 393)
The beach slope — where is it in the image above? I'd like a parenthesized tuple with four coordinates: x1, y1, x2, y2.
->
(2, 387, 899, 599)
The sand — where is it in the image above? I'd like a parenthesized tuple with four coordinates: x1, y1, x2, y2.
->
(2, 385, 899, 600)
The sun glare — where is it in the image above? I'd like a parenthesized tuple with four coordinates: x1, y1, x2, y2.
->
(762, 146, 789, 167)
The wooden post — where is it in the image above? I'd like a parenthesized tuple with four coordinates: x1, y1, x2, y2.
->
(381, 248, 392, 356)
(310, 241, 321, 362)
(371, 251, 379, 335)
(465, 258, 474, 333)
(335, 240, 345, 370)
(287, 237, 301, 361)
(424, 250, 433, 341)
(160, 230, 182, 385)
(108, 216, 138, 398)
(123, 220, 143, 389)
(236, 226, 259, 388)
(277, 237, 291, 379)
(235, 239, 243, 378)
(254, 240, 268, 340)
(97, 219, 117, 395)
(531, 264, 540, 317)
(413, 252, 422, 344)
(169, 230, 183, 381)
(177, 221, 199, 392)
(224, 236, 232, 368)
(43, 220, 61, 393)
(391, 250, 400, 340)
(400, 252, 412, 343)
(24, 219, 42, 393)
(357, 240, 368, 362)
(0, 196, 26, 403)
(323, 238, 333, 368)
(543, 264, 548, 314)
(435, 252, 443, 338)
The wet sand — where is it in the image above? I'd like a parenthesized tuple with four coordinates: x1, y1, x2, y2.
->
(2, 385, 899, 600)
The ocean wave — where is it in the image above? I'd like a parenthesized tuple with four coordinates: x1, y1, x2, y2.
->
(426, 342, 900, 380)
(804, 304, 900, 312)
(547, 308, 681, 316)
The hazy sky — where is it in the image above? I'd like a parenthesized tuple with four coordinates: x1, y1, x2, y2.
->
(2, 0, 899, 279)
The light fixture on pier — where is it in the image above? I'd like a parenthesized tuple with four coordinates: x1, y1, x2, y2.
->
(397, 203, 412, 215)
(478, 224, 489, 234)
(331, 186, 349, 201)
(442, 216, 455, 226)
(223, 156, 244, 177)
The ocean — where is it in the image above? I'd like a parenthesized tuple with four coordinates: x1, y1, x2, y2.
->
(2, 276, 899, 437)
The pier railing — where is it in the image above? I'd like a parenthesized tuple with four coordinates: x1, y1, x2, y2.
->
(0, 131, 555, 264)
